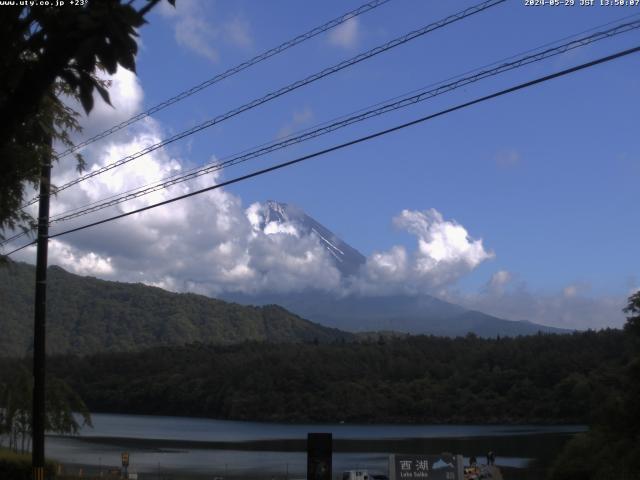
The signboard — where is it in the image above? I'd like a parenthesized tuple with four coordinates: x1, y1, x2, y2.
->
(389, 454, 463, 480)
(307, 433, 332, 480)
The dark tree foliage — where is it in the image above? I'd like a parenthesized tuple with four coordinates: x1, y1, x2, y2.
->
(623, 290, 640, 337)
(0, 0, 174, 238)
(1, 329, 630, 426)
(549, 292, 640, 480)
(0, 80, 84, 238)
(0, 366, 91, 453)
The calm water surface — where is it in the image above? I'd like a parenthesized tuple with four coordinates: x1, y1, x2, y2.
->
(45, 413, 586, 478)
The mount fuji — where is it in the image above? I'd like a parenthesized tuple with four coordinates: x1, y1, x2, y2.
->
(225, 201, 568, 337)
(257, 200, 366, 277)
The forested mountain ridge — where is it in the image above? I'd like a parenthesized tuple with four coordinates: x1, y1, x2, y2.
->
(0, 261, 353, 356)
(12, 328, 630, 424)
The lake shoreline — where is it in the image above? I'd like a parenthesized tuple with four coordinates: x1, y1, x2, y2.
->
(48, 431, 583, 454)
(84, 409, 589, 426)
(43, 414, 583, 478)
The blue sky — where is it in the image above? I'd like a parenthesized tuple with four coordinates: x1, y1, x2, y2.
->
(9, 0, 640, 328)
(144, 2, 639, 288)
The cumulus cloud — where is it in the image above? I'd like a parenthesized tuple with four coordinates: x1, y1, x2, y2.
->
(159, 0, 252, 63)
(395, 209, 492, 271)
(48, 240, 114, 277)
(9, 67, 342, 296)
(9, 133, 493, 297)
(11, 66, 149, 228)
(52, 66, 144, 155)
(327, 17, 359, 49)
(353, 209, 493, 295)
(7, 67, 495, 299)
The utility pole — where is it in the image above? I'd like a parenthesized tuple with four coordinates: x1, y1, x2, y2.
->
(32, 144, 52, 480)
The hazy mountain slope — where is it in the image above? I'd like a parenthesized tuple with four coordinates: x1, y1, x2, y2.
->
(0, 262, 354, 357)
(224, 290, 569, 337)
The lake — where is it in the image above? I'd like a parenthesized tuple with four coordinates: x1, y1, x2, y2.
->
(45, 413, 586, 479)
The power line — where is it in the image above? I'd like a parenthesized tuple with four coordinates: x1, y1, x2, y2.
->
(53, 0, 393, 160)
(0, 230, 31, 246)
(46, 12, 640, 222)
(6, 44, 638, 256)
(6, 15, 639, 248)
(46, 18, 640, 224)
(21, 0, 505, 208)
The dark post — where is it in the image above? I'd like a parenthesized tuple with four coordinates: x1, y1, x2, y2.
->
(32, 152, 51, 480)
(307, 433, 332, 480)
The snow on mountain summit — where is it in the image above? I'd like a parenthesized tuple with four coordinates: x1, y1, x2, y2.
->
(258, 200, 366, 277)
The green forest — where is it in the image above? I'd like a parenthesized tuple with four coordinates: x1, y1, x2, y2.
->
(1, 258, 638, 478)
(0, 297, 638, 479)
(5, 306, 640, 478)
(0, 329, 630, 425)
(0, 262, 352, 356)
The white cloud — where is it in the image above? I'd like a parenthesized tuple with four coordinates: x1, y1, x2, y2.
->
(11, 140, 494, 297)
(9, 75, 495, 299)
(395, 208, 492, 275)
(175, 14, 221, 63)
(363, 246, 409, 284)
(48, 241, 114, 276)
(55, 67, 144, 155)
(159, 0, 253, 63)
(353, 209, 493, 295)
(12, 100, 342, 296)
(328, 17, 359, 49)
(13, 66, 149, 224)
(480, 269, 514, 297)
(488, 270, 512, 291)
